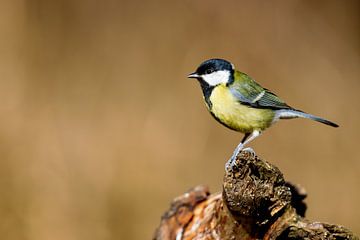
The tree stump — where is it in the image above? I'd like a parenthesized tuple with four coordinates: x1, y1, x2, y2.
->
(153, 150, 358, 240)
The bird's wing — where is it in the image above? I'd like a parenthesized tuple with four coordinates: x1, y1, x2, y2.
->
(229, 71, 292, 110)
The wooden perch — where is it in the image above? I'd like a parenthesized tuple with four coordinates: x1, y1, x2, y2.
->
(153, 150, 358, 240)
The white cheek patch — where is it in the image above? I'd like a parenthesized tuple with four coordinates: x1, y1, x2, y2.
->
(202, 70, 230, 86)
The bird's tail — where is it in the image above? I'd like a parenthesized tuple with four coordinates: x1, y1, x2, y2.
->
(277, 109, 339, 128)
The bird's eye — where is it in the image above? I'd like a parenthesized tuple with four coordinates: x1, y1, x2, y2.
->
(205, 68, 214, 74)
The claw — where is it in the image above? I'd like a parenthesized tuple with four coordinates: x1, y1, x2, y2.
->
(225, 159, 234, 171)
(242, 147, 256, 156)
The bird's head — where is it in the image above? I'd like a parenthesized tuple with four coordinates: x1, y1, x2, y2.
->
(188, 59, 234, 87)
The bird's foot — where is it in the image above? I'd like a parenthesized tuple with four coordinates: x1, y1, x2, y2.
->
(225, 157, 236, 171)
(226, 146, 256, 171)
(226, 144, 243, 170)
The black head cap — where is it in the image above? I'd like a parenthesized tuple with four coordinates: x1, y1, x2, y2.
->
(194, 58, 234, 76)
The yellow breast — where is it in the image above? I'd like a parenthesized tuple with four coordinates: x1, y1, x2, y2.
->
(208, 84, 275, 133)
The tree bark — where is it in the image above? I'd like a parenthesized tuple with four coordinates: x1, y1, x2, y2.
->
(153, 150, 358, 240)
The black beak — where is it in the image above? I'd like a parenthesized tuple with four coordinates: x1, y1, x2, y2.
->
(187, 72, 200, 79)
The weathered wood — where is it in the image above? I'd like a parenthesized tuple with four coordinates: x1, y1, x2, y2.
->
(153, 150, 358, 240)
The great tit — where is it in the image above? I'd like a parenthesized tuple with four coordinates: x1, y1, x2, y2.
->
(188, 58, 338, 158)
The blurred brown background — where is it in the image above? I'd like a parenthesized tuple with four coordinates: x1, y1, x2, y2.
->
(0, 0, 359, 239)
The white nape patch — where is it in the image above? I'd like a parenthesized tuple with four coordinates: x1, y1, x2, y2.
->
(202, 70, 230, 86)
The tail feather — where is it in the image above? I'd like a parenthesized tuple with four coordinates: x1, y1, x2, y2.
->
(277, 109, 339, 128)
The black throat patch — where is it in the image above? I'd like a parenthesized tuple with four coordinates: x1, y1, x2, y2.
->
(199, 80, 214, 109)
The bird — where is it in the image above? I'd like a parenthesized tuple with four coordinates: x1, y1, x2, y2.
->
(188, 58, 338, 159)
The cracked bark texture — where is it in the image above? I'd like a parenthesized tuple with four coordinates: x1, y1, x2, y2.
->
(153, 150, 358, 240)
